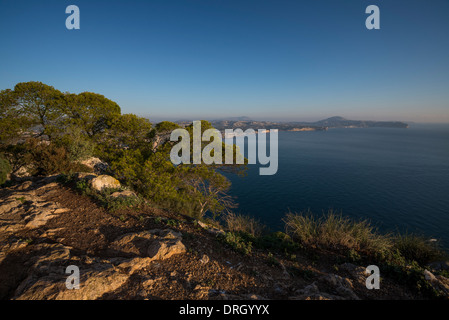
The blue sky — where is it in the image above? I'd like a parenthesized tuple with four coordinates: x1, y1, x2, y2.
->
(0, 0, 448, 122)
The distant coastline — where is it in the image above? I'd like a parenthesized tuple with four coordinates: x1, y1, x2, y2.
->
(176, 116, 408, 135)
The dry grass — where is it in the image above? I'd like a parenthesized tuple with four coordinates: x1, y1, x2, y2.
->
(283, 210, 392, 256)
(223, 212, 265, 237)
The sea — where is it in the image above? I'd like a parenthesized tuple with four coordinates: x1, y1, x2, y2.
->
(224, 123, 449, 248)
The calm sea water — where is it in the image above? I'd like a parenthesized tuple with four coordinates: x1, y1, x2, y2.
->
(225, 124, 449, 248)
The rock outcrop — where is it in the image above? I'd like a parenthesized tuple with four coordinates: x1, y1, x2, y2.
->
(0, 178, 186, 300)
(0, 176, 69, 235)
(90, 175, 121, 192)
(109, 229, 186, 260)
(423, 269, 449, 296)
(290, 264, 364, 300)
(11, 229, 186, 300)
(80, 157, 109, 174)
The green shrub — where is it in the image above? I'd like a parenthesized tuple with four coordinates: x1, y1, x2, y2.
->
(154, 121, 181, 133)
(1, 143, 29, 172)
(392, 234, 446, 266)
(346, 248, 362, 262)
(266, 252, 280, 266)
(166, 219, 181, 227)
(23, 139, 92, 176)
(107, 194, 143, 212)
(219, 232, 253, 255)
(0, 155, 11, 185)
(255, 231, 301, 254)
(381, 262, 443, 298)
(75, 179, 91, 194)
(54, 127, 96, 161)
(73, 179, 143, 212)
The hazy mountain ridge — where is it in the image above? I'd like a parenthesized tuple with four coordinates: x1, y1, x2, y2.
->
(310, 116, 409, 128)
(184, 116, 409, 132)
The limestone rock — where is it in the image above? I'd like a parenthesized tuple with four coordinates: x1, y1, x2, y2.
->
(197, 220, 225, 236)
(338, 263, 368, 283)
(14, 261, 130, 300)
(0, 181, 71, 234)
(11, 165, 34, 180)
(423, 269, 449, 296)
(290, 272, 360, 300)
(109, 229, 186, 261)
(322, 274, 360, 300)
(80, 157, 109, 174)
(89, 175, 120, 192)
(10, 242, 169, 300)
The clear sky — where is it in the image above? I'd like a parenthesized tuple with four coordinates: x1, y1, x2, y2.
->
(0, 0, 448, 122)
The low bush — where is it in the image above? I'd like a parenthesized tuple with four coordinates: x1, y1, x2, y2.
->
(381, 262, 443, 298)
(23, 139, 92, 176)
(219, 232, 253, 255)
(392, 234, 446, 266)
(283, 210, 392, 258)
(254, 231, 301, 255)
(54, 127, 96, 161)
(223, 212, 265, 237)
(0, 155, 11, 185)
(4, 139, 92, 177)
(71, 176, 144, 212)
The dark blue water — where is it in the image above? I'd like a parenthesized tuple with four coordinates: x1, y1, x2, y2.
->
(225, 124, 449, 248)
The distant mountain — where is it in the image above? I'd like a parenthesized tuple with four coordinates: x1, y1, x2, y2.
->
(208, 120, 328, 132)
(175, 116, 408, 132)
(309, 116, 409, 128)
(212, 116, 252, 122)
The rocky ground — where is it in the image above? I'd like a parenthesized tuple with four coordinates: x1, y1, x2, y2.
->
(1, 175, 448, 300)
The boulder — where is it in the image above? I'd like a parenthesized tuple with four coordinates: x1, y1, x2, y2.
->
(89, 175, 120, 192)
(80, 157, 109, 174)
(423, 269, 449, 296)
